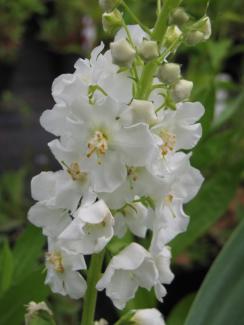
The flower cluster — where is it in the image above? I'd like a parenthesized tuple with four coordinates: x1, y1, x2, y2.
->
(28, 2, 210, 321)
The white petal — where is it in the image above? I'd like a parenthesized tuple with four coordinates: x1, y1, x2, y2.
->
(31, 171, 56, 201)
(132, 308, 165, 325)
(64, 271, 87, 299)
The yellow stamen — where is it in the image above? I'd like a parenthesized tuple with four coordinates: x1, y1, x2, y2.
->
(86, 131, 108, 162)
(67, 162, 87, 182)
(160, 129, 176, 156)
(46, 252, 64, 273)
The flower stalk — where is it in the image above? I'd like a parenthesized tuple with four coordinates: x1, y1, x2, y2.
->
(81, 250, 105, 325)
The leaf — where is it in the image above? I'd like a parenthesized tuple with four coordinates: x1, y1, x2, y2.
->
(13, 225, 45, 283)
(167, 293, 195, 325)
(184, 218, 244, 325)
(0, 240, 14, 295)
(170, 164, 242, 257)
(0, 270, 49, 325)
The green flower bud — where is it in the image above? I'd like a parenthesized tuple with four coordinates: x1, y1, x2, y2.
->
(158, 63, 181, 84)
(185, 30, 205, 46)
(171, 79, 193, 102)
(25, 301, 54, 325)
(99, 0, 121, 12)
(164, 25, 183, 47)
(110, 39, 136, 66)
(138, 40, 159, 61)
(102, 9, 123, 34)
(171, 7, 189, 26)
(185, 16, 211, 46)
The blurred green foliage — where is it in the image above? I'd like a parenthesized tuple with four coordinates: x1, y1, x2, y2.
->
(0, 0, 45, 62)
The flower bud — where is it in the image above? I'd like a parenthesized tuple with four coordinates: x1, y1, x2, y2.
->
(128, 99, 158, 125)
(185, 31, 205, 46)
(158, 63, 181, 84)
(25, 301, 53, 325)
(102, 9, 123, 34)
(171, 79, 193, 102)
(199, 16, 211, 40)
(110, 39, 136, 66)
(138, 40, 159, 61)
(164, 25, 183, 47)
(185, 16, 211, 46)
(132, 308, 166, 325)
(171, 7, 189, 26)
(99, 0, 121, 12)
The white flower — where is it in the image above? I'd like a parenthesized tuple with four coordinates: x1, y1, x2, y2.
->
(152, 102, 204, 160)
(100, 166, 168, 210)
(40, 43, 132, 138)
(28, 170, 95, 237)
(115, 25, 149, 47)
(150, 153, 204, 253)
(153, 247, 174, 302)
(132, 308, 165, 325)
(59, 200, 114, 255)
(48, 96, 159, 193)
(45, 238, 87, 299)
(25, 301, 52, 324)
(96, 243, 158, 309)
(114, 202, 149, 238)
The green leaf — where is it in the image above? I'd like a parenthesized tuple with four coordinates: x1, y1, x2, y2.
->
(13, 225, 45, 283)
(171, 164, 242, 256)
(184, 218, 244, 325)
(0, 270, 49, 325)
(0, 240, 14, 295)
(167, 293, 195, 325)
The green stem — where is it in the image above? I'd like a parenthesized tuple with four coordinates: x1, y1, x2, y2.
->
(81, 250, 105, 325)
(120, 0, 152, 35)
(135, 0, 182, 99)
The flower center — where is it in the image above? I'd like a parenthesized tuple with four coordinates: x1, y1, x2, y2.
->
(127, 167, 139, 182)
(160, 129, 176, 156)
(164, 194, 173, 205)
(86, 131, 108, 162)
(46, 251, 64, 273)
(67, 162, 87, 182)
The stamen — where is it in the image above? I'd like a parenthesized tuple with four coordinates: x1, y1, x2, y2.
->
(66, 162, 87, 182)
(160, 129, 176, 156)
(46, 252, 64, 273)
(86, 131, 108, 162)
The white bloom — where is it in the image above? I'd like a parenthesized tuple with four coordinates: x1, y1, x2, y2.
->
(48, 96, 159, 193)
(150, 153, 204, 253)
(96, 243, 158, 309)
(153, 247, 174, 301)
(100, 166, 168, 210)
(115, 24, 149, 47)
(25, 301, 52, 324)
(152, 102, 204, 159)
(40, 43, 132, 138)
(132, 308, 165, 325)
(28, 170, 95, 237)
(114, 202, 149, 238)
(59, 200, 114, 255)
(45, 238, 87, 299)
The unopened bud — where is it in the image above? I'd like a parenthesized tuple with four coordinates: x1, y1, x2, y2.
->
(138, 40, 159, 61)
(95, 319, 108, 325)
(199, 16, 211, 40)
(186, 16, 211, 46)
(171, 7, 189, 26)
(171, 79, 193, 102)
(110, 39, 136, 66)
(99, 0, 121, 12)
(164, 25, 182, 47)
(102, 9, 123, 34)
(185, 31, 205, 46)
(158, 63, 181, 84)
(128, 100, 157, 125)
(25, 301, 53, 325)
